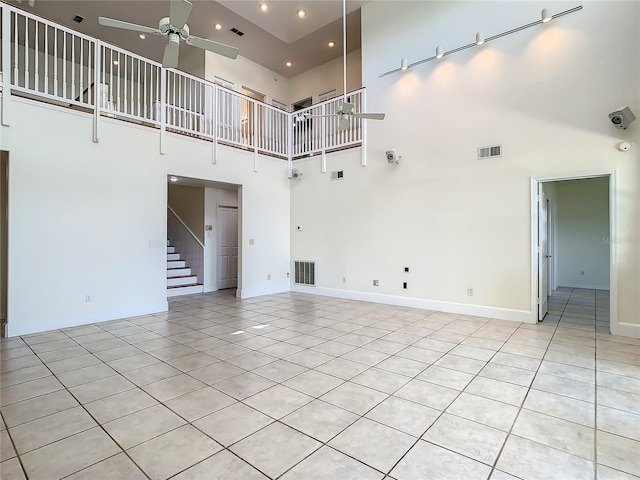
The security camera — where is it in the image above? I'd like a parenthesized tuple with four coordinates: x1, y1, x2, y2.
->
(609, 106, 636, 129)
(290, 168, 302, 180)
(386, 149, 399, 164)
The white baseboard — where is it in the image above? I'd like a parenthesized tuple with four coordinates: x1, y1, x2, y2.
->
(291, 286, 533, 324)
(611, 322, 640, 338)
(558, 283, 610, 291)
(6, 301, 169, 337)
(237, 287, 289, 299)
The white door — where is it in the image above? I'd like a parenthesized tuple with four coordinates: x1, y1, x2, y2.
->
(547, 198, 555, 296)
(538, 185, 549, 320)
(217, 206, 238, 289)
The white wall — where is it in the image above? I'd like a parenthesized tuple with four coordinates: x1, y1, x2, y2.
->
(204, 187, 239, 292)
(2, 97, 290, 336)
(291, 1, 640, 334)
(556, 178, 610, 290)
(288, 49, 362, 105)
(205, 52, 292, 106)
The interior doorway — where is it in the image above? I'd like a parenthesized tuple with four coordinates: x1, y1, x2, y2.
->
(217, 206, 238, 290)
(532, 172, 614, 331)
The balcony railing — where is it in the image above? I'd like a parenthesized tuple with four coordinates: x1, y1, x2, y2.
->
(0, 3, 366, 165)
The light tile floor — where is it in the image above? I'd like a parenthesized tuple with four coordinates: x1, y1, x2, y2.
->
(1, 287, 639, 479)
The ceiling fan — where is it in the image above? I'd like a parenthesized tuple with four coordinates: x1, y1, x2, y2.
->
(307, 0, 385, 130)
(98, 0, 239, 69)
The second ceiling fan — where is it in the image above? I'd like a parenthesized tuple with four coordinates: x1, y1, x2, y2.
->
(308, 0, 385, 131)
(98, 0, 239, 69)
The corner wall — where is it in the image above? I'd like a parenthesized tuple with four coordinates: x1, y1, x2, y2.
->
(2, 98, 290, 336)
(291, 1, 640, 334)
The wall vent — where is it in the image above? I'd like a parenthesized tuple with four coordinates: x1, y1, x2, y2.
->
(294, 261, 315, 286)
(478, 144, 502, 159)
(330, 170, 344, 180)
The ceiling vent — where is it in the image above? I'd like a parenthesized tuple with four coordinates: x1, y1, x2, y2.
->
(478, 144, 502, 159)
(230, 28, 244, 36)
(73, 14, 85, 23)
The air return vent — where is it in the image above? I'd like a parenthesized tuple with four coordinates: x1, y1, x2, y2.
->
(478, 144, 502, 159)
(294, 261, 315, 286)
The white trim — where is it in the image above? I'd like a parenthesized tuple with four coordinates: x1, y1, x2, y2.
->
(237, 287, 288, 299)
(7, 301, 168, 337)
(531, 170, 619, 334)
(291, 286, 532, 324)
(557, 283, 610, 291)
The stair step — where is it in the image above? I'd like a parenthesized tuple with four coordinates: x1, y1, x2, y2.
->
(167, 284, 204, 297)
(167, 267, 192, 277)
(167, 260, 186, 268)
(167, 253, 181, 261)
(167, 246, 175, 254)
(168, 275, 198, 287)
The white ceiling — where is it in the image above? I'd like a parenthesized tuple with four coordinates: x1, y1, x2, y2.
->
(21, 0, 368, 77)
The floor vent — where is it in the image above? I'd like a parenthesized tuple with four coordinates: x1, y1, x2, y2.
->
(478, 144, 502, 159)
(294, 261, 315, 286)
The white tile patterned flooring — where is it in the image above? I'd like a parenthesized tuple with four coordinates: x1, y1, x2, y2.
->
(0, 287, 638, 479)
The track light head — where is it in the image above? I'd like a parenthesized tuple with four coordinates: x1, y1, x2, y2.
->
(436, 46, 444, 59)
(541, 8, 552, 23)
(400, 58, 409, 70)
(476, 32, 485, 46)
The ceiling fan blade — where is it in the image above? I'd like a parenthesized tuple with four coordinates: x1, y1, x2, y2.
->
(185, 36, 239, 60)
(163, 42, 179, 69)
(353, 113, 386, 120)
(338, 116, 350, 130)
(170, 0, 193, 30)
(98, 17, 162, 35)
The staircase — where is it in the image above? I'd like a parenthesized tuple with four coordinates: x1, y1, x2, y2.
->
(167, 242, 204, 297)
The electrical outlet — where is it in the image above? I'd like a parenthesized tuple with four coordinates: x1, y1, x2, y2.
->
(286, 272, 290, 278)
(467, 288, 474, 296)
(404, 267, 410, 273)
(85, 294, 91, 302)
(403, 282, 408, 289)
(373, 279, 379, 286)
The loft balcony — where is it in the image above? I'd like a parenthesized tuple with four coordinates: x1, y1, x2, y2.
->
(0, 3, 368, 165)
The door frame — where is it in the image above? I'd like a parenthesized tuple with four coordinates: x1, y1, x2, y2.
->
(530, 170, 617, 332)
(547, 197, 557, 295)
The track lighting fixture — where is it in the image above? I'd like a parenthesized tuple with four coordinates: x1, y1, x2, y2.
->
(380, 5, 582, 77)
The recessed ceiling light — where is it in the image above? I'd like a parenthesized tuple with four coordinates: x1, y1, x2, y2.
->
(297, 8, 306, 18)
(214, 23, 222, 30)
(259, 3, 268, 12)
(285, 61, 293, 67)
(112, 60, 119, 66)
(170, 176, 178, 182)
(327, 41, 336, 48)
(139, 33, 146, 39)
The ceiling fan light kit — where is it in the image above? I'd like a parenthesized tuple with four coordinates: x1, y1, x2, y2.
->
(379, 5, 582, 77)
(98, 0, 239, 69)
